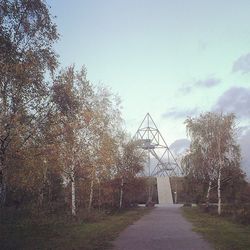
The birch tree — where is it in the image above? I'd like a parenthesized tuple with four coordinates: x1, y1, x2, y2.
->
(52, 66, 94, 215)
(0, 0, 58, 205)
(115, 139, 145, 208)
(86, 87, 122, 211)
(183, 112, 241, 215)
(52, 66, 124, 214)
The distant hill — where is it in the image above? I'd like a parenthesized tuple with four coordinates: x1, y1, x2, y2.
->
(169, 139, 190, 156)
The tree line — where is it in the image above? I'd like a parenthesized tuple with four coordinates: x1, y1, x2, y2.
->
(1, 1, 249, 219)
(0, 0, 146, 215)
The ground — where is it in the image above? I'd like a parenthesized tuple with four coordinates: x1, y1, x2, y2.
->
(113, 204, 212, 250)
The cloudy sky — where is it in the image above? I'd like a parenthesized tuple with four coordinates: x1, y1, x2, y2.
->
(48, 0, 250, 176)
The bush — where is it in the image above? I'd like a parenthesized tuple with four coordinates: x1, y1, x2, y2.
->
(222, 203, 250, 225)
(199, 203, 250, 225)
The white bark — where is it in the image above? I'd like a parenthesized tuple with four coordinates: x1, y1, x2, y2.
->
(71, 168, 76, 216)
(206, 180, 212, 206)
(119, 178, 124, 209)
(217, 167, 222, 215)
(88, 178, 94, 211)
(98, 178, 101, 211)
(217, 127, 223, 216)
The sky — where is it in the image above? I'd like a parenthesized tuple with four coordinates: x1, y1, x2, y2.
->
(48, 0, 250, 176)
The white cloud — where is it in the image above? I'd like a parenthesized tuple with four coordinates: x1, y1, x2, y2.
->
(195, 76, 221, 87)
(232, 53, 250, 74)
(162, 107, 198, 119)
(213, 87, 250, 119)
(179, 76, 221, 94)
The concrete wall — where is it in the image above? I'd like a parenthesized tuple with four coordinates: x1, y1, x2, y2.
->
(157, 176, 173, 204)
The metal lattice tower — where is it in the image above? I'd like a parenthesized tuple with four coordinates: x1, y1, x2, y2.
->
(134, 113, 183, 177)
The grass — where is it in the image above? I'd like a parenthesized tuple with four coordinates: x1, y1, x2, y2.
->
(0, 207, 151, 250)
(182, 207, 250, 250)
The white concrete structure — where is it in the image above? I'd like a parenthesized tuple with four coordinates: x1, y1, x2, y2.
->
(157, 176, 173, 204)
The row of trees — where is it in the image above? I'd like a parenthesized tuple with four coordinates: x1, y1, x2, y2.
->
(0, 0, 146, 215)
(182, 112, 246, 215)
(1, 1, 247, 218)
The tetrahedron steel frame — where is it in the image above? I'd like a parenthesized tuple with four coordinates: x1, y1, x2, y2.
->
(134, 113, 183, 177)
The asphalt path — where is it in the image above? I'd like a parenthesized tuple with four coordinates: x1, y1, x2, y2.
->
(113, 204, 213, 250)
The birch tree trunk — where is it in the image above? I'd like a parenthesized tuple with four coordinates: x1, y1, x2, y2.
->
(217, 127, 222, 216)
(119, 178, 124, 209)
(206, 180, 212, 207)
(98, 178, 101, 211)
(88, 178, 94, 212)
(217, 167, 222, 215)
(71, 166, 76, 216)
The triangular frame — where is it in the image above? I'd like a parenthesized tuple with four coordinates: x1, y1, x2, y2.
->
(134, 113, 183, 177)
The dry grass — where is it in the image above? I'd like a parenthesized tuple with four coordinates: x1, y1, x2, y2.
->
(182, 207, 250, 250)
(0, 207, 151, 250)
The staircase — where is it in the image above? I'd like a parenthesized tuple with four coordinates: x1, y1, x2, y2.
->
(157, 176, 173, 204)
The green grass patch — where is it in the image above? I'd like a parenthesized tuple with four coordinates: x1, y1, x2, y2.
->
(182, 207, 250, 250)
(0, 207, 151, 250)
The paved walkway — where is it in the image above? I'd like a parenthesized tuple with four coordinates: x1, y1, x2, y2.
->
(113, 204, 213, 250)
